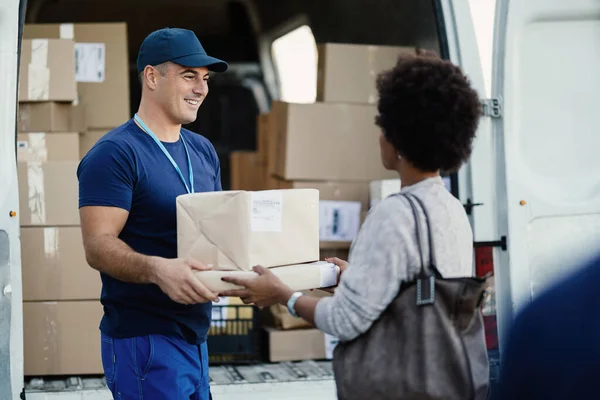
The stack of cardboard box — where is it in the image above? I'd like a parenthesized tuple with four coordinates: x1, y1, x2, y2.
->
(18, 22, 130, 376)
(229, 43, 414, 362)
(22, 22, 131, 158)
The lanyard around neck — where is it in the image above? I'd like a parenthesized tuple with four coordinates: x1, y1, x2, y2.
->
(134, 113, 194, 194)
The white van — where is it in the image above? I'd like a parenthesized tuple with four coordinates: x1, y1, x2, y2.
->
(1, 0, 598, 398)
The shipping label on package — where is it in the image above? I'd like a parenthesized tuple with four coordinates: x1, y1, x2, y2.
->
(75, 43, 106, 83)
(319, 201, 361, 242)
(251, 190, 283, 232)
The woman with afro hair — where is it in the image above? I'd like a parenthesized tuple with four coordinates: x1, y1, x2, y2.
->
(221, 49, 486, 398)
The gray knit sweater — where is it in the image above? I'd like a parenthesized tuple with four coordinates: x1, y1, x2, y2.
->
(314, 176, 474, 342)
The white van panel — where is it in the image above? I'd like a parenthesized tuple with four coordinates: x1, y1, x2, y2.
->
(439, 0, 500, 244)
(492, 0, 600, 344)
(0, 0, 24, 399)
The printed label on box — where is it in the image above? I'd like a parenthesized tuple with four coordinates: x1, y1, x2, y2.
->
(75, 43, 106, 83)
(251, 191, 283, 232)
(319, 201, 361, 242)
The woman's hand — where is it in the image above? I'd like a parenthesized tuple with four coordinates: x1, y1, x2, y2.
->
(219, 265, 294, 307)
(320, 257, 349, 293)
(326, 257, 349, 275)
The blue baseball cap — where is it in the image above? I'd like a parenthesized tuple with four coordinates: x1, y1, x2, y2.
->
(137, 28, 228, 73)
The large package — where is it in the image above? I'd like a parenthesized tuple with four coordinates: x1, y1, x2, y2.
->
(20, 227, 101, 301)
(17, 133, 79, 162)
(18, 102, 86, 133)
(270, 101, 397, 181)
(317, 43, 415, 104)
(177, 189, 320, 271)
(23, 301, 103, 375)
(18, 39, 77, 102)
(17, 161, 80, 226)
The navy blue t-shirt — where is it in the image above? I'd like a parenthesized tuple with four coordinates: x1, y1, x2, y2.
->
(498, 253, 600, 399)
(77, 119, 222, 344)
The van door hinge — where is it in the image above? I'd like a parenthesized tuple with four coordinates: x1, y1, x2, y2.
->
(481, 98, 502, 118)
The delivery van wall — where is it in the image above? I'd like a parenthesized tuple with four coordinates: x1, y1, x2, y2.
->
(255, 0, 440, 52)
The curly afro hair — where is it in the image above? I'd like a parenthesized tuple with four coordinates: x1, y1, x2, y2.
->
(375, 49, 481, 172)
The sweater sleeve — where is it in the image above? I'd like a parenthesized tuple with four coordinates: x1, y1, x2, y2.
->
(314, 196, 412, 342)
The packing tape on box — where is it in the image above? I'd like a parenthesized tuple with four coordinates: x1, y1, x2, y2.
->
(27, 161, 46, 225)
(367, 46, 377, 104)
(44, 227, 58, 258)
(59, 23, 74, 39)
(28, 39, 50, 101)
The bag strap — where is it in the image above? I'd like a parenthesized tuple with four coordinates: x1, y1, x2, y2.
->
(400, 193, 428, 277)
(399, 193, 437, 306)
(400, 193, 433, 276)
(405, 193, 436, 272)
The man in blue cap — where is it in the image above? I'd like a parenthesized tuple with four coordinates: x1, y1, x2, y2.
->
(77, 28, 228, 399)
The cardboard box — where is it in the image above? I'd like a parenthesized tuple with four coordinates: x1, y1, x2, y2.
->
(17, 133, 80, 162)
(230, 151, 267, 191)
(79, 129, 107, 158)
(23, 301, 103, 375)
(370, 179, 401, 208)
(194, 261, 339, 293)
(271, 101, 397, 181)
(320, 248, 350, 261)
(265, 327, 339, 362)
(17, 161, 79, 226)
(23, 23, 131, 129)
(257, 113, 270, 164)
(21, 227, 101, 301)
(274, 180, 369, 247)
(317, 43, 415, 104)
(19, 39, 77, 102)
(274, 180, 370, 210)
(177, 189, 320, 271)
(267, 289, 331, 331)
(18, 102, 86, 133)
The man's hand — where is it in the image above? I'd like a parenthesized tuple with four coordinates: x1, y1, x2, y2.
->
(219, 266, 294, 307)
(151, 258, 219, 305)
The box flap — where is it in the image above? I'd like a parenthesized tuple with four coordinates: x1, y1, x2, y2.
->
(177, 191, 250, 269)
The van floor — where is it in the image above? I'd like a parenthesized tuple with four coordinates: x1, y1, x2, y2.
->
(24, 360, 337, 399)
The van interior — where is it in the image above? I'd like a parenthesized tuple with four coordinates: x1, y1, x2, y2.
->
(24, 0, 444, 190)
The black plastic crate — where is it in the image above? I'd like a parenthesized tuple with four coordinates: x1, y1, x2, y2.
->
(207, 303, 262, 365)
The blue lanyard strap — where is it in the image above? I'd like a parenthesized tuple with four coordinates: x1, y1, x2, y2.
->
(134, 113, 194, 194)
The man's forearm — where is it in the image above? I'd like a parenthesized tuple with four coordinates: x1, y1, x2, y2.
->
(85, 234, 158, 284)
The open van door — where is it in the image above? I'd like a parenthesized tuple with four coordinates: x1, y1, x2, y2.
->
(489, 0, 600, 350)
(0, 0, 26, 399)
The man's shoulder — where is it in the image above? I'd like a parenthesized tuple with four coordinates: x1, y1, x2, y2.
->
(96, 120, 139, 146)
(513, 253, 600, 335)
(182, 128, 213, 148)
